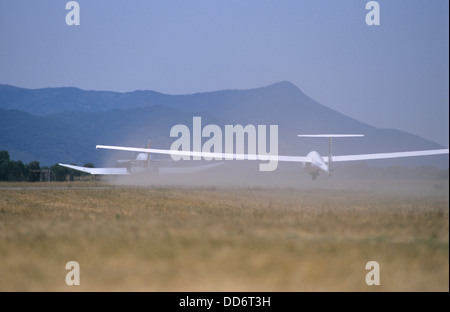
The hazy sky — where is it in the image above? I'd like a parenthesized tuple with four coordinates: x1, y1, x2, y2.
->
(0, 0, 448, 146)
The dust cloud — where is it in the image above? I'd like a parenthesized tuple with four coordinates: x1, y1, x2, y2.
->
(102, 159, 449, 195)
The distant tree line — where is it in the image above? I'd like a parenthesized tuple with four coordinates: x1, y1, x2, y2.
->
(0, 150, 93, 182)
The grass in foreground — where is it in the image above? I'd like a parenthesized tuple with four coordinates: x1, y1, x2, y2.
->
(0, 181, 448, 291)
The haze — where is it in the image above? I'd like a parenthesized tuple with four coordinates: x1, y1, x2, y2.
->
(0, 1, 448, 146)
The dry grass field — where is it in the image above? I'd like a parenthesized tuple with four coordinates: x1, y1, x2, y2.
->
(0, 179, 448, 291)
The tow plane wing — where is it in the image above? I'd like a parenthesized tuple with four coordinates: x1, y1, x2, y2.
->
(58, 162, 224, 175)
(58, 164, 130, 175)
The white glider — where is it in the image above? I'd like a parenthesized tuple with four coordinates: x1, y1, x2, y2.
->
(95, 134, 449, 180)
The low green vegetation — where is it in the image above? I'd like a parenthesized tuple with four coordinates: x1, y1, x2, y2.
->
(0, 150, 91, 182)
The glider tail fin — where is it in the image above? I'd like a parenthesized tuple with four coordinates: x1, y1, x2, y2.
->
(147, 140, 151, 167)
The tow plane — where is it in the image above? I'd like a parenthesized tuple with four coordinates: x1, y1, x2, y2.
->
(59, 140, 224, 176)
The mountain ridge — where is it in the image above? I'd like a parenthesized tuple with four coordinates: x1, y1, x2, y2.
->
(0, 82, 447, 167)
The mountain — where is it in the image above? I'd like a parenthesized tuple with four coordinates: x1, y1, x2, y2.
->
(0, 84, 168, 115)
(0, 82, 447, 167)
